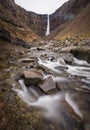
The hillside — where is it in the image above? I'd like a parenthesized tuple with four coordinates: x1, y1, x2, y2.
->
(0, 0, 46, 45)
(48, 0, 90, 40)
(48, 3, 90, 40)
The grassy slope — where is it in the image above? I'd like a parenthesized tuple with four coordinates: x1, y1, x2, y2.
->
(0, 1, 41, 43)
(48, 4, 90, 40)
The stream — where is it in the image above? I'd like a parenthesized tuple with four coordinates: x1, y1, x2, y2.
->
(13, 45, 90, 130)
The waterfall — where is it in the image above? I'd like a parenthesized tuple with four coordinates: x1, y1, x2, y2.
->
(45, 14, 50, 36)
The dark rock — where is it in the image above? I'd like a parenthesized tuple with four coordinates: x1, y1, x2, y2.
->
(49, 56, 55, 61)
(0, 26, 11, 42)
(70, 46, 90, 63)
(13, 38, 31, 48)
(37, 47, 45, 51)
(23, 69, 43, 86)
(62, 53, 74, 64)
(18, 58, 36, 63)
(50, 0, 90, 32)
(55, 66, 68, 70)
(38, 76, 57, 94)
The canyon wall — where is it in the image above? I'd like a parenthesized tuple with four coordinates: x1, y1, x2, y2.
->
(50, 0, 90, 33)
(27, 12, 47, 37)
(0, 0, 47, 45)
(0, 0, 90, 43)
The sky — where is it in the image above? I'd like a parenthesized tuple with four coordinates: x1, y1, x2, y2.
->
(15, 0, 68, 14)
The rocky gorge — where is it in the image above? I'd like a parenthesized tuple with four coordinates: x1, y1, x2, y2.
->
(0, 0, 90, 130)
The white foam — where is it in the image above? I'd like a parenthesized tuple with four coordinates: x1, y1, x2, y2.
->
(65, 93, 83, 118)
(67, 65, 90, 78)
(38, 58, 67, 74)
(81, 85, 90, 90)
(73, 58, 90, 66)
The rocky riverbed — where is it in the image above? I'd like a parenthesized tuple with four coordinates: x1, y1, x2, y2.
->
(0, 39, 90, 130)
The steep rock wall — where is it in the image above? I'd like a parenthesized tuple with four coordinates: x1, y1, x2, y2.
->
(0, 0, 47, 44)
(50, 0, 90, 33)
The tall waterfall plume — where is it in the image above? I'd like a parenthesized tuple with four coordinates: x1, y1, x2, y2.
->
(46, 14, 50, 36)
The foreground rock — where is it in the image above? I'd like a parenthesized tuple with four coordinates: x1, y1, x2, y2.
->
(38, 76, 57, 94)
(23, 69, 43, 86)
(59, 53, 74, 64)
(18, 58, 36, 63)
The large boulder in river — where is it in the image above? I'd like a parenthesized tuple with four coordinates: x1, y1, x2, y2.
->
(58, 53, 74, 65)
(38, 76, 57, 94)
(61, 53, 74, 64)
(23, 69, 43, 86)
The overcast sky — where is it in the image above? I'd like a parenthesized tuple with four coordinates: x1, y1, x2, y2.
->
(15, 0, 68, 14)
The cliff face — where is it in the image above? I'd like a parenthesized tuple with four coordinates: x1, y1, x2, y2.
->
(27, 12, 47, 37)
(54, 3, 90, 39)
(50, 0, 90, 33)
(0, 0, 90, 43)
(0, 0, 47, 45)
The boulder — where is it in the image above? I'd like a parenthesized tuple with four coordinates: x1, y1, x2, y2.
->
(23, 69, 43, 86)
(38, 76, 57, 94)
(70, 47, 90, 63)
(62, 53, 74, 64)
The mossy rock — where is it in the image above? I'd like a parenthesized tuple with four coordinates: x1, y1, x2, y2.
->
(70, 47, 90, 63)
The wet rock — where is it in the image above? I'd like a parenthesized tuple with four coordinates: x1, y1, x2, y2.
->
(0, 26, 11, 42)
(18, 58, 36, 63)
(56, 81, 82, 91)
(23, 69, 43, 86)
(47, 88, 58, 94)
(37, 47, 45, 51)
(48, 56, 55, 61)
(61, 46, 77, 53)
(38, 76, 57, 94)
(62, 53, 74, 64)
(70, 47, 90, 63)
(55, 66, 68, 70)
(36, 64, 53, 74)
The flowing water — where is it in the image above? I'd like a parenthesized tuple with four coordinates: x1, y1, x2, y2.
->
(13, 47, 90, 130)
(46, 14, 50, 36)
